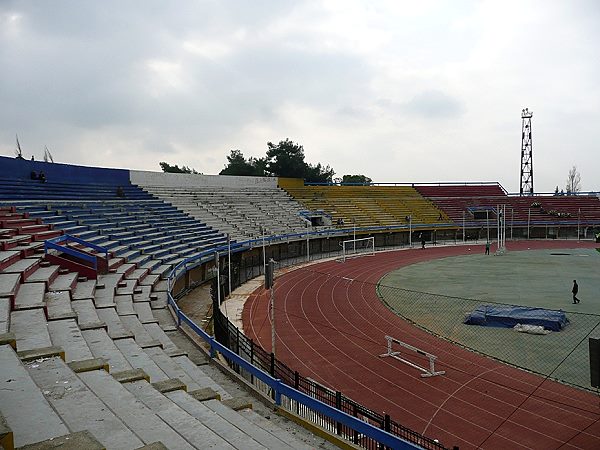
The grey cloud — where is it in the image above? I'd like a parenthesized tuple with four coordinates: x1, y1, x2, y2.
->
(1, 1, 599, 191)
(403, 90, 465, 119)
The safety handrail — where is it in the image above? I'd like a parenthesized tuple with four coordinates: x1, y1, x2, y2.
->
(166, 228, 431, 449)
(44, 234, 109, 270)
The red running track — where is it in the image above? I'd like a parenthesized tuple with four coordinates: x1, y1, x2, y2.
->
(243, 241, 600, 450)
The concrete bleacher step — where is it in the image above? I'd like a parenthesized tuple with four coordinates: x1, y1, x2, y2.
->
(207, 397, 304, 450)
(115, 294, 137, 316)
(127, 267, 150, 283)
(0, 298, 10, 334)
(79, 369, 196, 450)
(142, 323, 182, 356)
(143, 347, 203, 391)
(120, 249, 141, 262)
(116, 279, 138, 296)
(14, 282, 46, 311)
(98, 271, 124, 287)
(115, 338, 169, 382)
(125, 379, 238, 449)
(109, 244, 130, 256)
(134, 301, 159, 324)
(71, 298, 102, 327)
(0, 250, 26, 273)
(31, 229, 63, 241)
(93, 286, 116, 308)
(153, 309, 177, 329)
(72, 279, 96, 300)
(0, 345, 69, 448)
(81, 328, 132, 372)
(129, 253, 153, 267)
(179, 391, 302, 450)
(152, 264, 173, 279)
(149, 291, 168, 310)
(26, 265, 60, 289)
(1, 257, 41, 281)
(48, 272, 78, 293)
(109, 257, 125, 269)
(10, 309, 52, 352)
(96, 307, 134, 340)
(120, 314, 162, 348)
(165, 389, 267, 450)
(154, 279, 169, 292)
(134, 285, 153, 302)
(47, 319, 94, 362)
(140, 258, 162, 272)
(24, 355, 145, 449)
(14, 430, 105, 450)
(14, 240, 44, 258)
(74, 229, 98, 240)
(237, 408, 315, 450)
(45, 291, 77, 321)
(0, 272, 21, 303)
(0, 250, 25, 271)
(173, 354, 231, 400)
(0, 234, 31, 251)
(141, 273, 161, 288)
(115, 262, 137, 277)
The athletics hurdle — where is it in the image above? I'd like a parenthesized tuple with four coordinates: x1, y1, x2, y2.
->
(379, 335, 445, 378)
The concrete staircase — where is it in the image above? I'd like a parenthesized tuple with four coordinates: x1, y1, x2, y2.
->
(0, 205, 319, 449)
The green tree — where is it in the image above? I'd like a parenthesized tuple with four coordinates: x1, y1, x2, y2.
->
(341, 174, 372, 184)
(265, 139, 307, 178)
(219, 150, 266, 176)
(264, 138, 335, 182)
(159, 162, 199, 174)
(304, 162, 335, 183)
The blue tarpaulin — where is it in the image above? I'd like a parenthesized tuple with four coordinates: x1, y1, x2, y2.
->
(464, 305, 568, 331)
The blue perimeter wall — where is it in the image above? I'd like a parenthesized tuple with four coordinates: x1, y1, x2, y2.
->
(0, 155, 130, 185)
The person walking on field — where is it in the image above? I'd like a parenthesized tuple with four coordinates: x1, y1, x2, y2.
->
(485, 242, 490, 255)
(572, 280, 580, 304)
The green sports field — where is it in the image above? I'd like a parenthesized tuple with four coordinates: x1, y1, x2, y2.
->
(377, 248, 600, 390)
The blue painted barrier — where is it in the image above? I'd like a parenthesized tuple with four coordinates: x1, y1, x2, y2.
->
(165, 227, 437, 449)
(0, 155, 130, 185)
(45, 234, 109, 270)
(172, 302, 419, 449)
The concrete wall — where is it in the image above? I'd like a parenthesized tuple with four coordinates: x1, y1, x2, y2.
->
(130, 170, 278, 188)
(0, 156, 130, 185)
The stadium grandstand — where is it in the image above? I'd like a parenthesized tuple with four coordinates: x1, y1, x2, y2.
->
(1, 154, 600, 450)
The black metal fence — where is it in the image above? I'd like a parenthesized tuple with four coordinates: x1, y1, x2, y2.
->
(376, 283, 600, 391)
(214, 305, 447, 450)
(206, 234, 598, 449)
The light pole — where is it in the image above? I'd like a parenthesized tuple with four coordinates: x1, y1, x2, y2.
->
(261, 226, 266, 276)
(267, 259, 277, 357)
(486, 209, 490, 243)
(306, 222, 310, 262)
(227, 234, 231, 298)
(510, 207, 514, 240)
(353, 218, 356, 248)
(214, 251, 220, 307)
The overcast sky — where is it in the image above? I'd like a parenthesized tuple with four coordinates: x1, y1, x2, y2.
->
(1, 1, 599, 192)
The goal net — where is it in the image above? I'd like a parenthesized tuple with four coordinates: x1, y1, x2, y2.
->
(340, 237, 375, 262)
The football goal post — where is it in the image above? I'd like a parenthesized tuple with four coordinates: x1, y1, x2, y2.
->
(340, 236, 375, 262)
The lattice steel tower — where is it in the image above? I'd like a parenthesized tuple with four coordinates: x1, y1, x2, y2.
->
(519, 107, 534, 195)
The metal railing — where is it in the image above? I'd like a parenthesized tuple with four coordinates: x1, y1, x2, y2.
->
(44, 234, 109, 271)
(166, 226, 451, 450)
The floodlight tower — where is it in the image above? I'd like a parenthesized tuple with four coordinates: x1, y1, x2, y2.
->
(519, 108, 534, 195)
